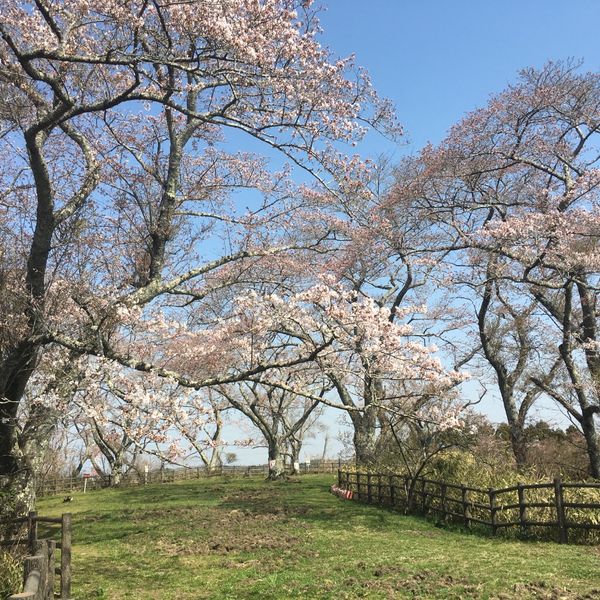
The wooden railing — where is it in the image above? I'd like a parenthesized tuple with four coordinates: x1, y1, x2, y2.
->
(1, 512, 72, 598)
(36, 459, 348, 497)
(336, 470, 600, 544)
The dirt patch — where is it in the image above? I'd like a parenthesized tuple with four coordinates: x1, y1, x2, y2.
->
(219, 488, 314, 519)
(494, 581, 600, 599)
(389, 570, 480, 599)
(342, 566, 482, 599)
(129, 507, 202, 522)
(205, 507, 301, 553)
(147, 505, 303, 557)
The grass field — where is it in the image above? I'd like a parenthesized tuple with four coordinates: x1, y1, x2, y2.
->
(36, 475, 600, 599)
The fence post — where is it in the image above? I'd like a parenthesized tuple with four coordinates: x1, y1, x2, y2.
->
(377, 474, 383, 505)
(488, 488, 497, 535)
(47, 540, 56, 600)
(517, 483, 527, 536)
(345, 471, 350, 491)
(440, 483, 447, 522)
(337, 469, 342, 487)
(405, 476, 413, 511)
(554, 478, 568, 544)
(19, 549, 46, 600)
(389, 476, 395, 507)
(356, 472, 362, 501)
(61, 513, 72, 600)
(461, 485, 471, 528)
(367, 473, 373, 504)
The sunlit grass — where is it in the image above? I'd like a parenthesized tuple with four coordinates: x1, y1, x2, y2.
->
(36, 475, 600, 599)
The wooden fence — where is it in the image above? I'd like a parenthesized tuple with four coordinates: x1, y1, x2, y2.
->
(36, 459, 348, 497)
(337, 470, 600, 544)
(1, 512, 71, 598)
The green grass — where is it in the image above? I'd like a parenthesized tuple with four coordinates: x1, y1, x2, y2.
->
(36, 475, 600, 599)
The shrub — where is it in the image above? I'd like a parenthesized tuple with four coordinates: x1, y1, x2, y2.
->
(0, 550, 21, 599)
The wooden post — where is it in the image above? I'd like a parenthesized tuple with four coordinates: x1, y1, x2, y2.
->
(440, 483, 448, 522)
(554, 478, 568, 544)
(47, 540, 56, 600)
(405, 476, 413, 510)
(488, 488, 497, 535)
(517, 483, 527, 536)
(61, 513, 72, 599)
(367, 473, 373, 504)
(23, 552, 45, 599)
(461, 486, 471, 528)
(27, 511, 38, 554)
(345, 471, 350, 491)
(389, 476, 395, 507)
(337, 469, 342, 487)
(377, 474, 383, 505)
(356, 472, 362, 501)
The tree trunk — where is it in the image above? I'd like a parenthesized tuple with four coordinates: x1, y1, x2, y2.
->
(267, 440, 285, 480)
(581, 408, 600, 479)
(289, 441, 301, 475)
(508, 419, 528, 470)
(110, 459, 124, 486)
(0, 469, 36, 538)
(0, 344, 40, 478)
(0, 461, 36, 533)
(352, 414, 378, 467)
(0, 405, 56, 527)
(0, 131, 58, 519)
(495, 385, 529, 470)
(207, 448, 222, 474)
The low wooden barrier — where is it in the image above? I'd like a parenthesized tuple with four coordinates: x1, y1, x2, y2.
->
(7, 539, 55, 600)
(36, 460, 349, 497)
(336, 470, 600, 544)
(1, 512, 72, 598)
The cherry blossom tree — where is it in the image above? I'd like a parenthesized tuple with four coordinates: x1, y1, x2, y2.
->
(241, 279, 469, 466)
(0, 0, 399, 517)
(169, 390, 229, 474)
(75, 420, 142, 487)
(217, 373, 327, 479)
(475, 272, 560, 468)
(398, 61, 600, 476)
(294, 158, 471, 465)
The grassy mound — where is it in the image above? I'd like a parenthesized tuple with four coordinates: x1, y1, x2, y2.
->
(36, 475, 600, 599)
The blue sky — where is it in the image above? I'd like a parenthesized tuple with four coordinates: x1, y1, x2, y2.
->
(320, 0, 600, 154)
(225, 1, 600, 464)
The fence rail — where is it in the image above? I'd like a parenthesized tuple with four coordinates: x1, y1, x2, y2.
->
(336, 470, 600, 544)
(35, 459, 348, 497)
(1, 512, 71, 598)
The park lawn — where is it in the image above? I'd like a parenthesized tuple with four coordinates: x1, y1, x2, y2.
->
(36, 475, 600, 600)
